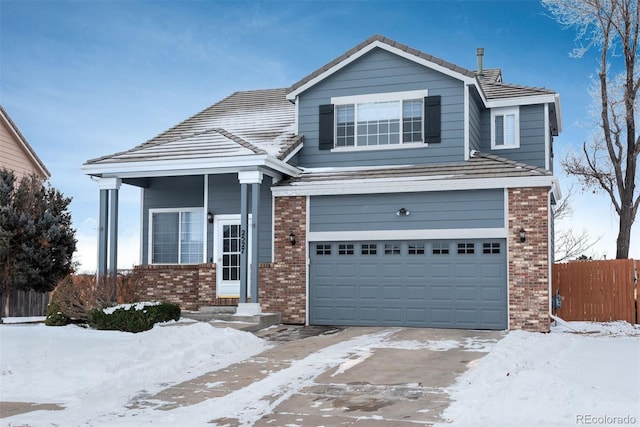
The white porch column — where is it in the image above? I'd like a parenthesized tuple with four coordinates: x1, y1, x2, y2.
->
(97, 178, 121, 286)
(237, 171, 263, 316)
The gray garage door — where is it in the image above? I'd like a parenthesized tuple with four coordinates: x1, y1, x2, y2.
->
(310, 239, 507, 330)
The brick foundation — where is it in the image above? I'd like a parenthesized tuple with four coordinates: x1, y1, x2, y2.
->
(508, 187, 551, 332)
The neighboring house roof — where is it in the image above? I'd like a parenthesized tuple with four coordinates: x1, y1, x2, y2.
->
(0, 105, 50, 179)
(273, 151, 560, 199)
(85, 88, 301, 166)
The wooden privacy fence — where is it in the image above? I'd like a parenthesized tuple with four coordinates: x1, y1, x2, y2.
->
(553, 259, 638, 324)
(1, 289, 51, 318)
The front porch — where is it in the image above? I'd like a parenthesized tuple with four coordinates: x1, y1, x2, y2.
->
(132, 195, 308, 324)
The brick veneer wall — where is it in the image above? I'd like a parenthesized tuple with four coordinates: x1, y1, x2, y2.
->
(508, 187, 551, 332)
(259, 196, 307, 324)
(134, 264, 238, 310)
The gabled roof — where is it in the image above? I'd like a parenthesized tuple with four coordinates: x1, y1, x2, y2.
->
(286, 34, 559, 108)
(0, 105, 50, 179)
(272, 151, 560, 199)
(85, 88, 301, 167)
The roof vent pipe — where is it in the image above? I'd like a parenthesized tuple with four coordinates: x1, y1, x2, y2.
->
(476, 47, 484, 76)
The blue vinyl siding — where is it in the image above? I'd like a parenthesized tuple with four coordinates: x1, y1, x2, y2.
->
(469, 89, 482, 152)
(142, 176, 204, 264)
(206, 174, 273, 264)
(141, 174, 273, 264)
(310, 189, 504, 232)
(297, 48, 466, 168)
(481, 104, 546, 168)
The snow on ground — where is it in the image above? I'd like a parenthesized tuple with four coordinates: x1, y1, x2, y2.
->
(1, 320, 638, 426)
(0, 322, 268, 424)
(436, 321, 640, 427)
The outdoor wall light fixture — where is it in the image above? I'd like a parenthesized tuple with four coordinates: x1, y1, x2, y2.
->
(207, 211, 213, 224)
(396, 208, 410, 216)
(289, 231, 296, 246)
(519, 227, 526, 243)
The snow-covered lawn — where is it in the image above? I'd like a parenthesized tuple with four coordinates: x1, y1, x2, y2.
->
(1, 319, 638, 426)
(437, 321, 640, 427)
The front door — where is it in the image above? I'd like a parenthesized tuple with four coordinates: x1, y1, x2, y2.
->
(215, 215, 251, 297)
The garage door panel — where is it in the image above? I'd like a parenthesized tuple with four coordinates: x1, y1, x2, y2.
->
(406, 284, 427, 300)
(405, 263, 427, 277)
(359, 307, 380, 322)
(382, 263, 404, 277)
(454, 263, 477, 279)
(359, 284, 379, 299)
(431, 285, 453, 303)
(430, 262, 453, 278)
(310, 239, 507, 329)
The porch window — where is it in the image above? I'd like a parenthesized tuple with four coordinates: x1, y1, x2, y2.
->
(150, 209, 204, 264)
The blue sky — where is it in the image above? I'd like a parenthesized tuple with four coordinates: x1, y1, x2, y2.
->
(1, 0, 636, 270)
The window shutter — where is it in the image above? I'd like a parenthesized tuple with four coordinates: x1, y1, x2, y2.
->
(424, 96, 441, 143)
(318, 104, 334, 150)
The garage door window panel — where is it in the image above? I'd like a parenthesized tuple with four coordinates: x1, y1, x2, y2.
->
(483, 242, 501, 254)
(384, 243, 401, 255)
(408, 243, 425, 255)
(457, 243, 475, 254)
(339, 244, 355, 255)
(316, 244, 332, 255)
(432, 242, 450, 255)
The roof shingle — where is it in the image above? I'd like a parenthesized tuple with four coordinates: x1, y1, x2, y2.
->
(85, 88, 300, 165)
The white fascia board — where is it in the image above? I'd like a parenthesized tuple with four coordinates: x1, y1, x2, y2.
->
(554, 94, 563, 133)
(282, 142, 303, 164)
(464, 84, 470, 161)
(286, 41, 475, 100)
(82, 154, 301, 179)
(272, 175, 559, 197)
(308, 228, 507, 242)
(544, 103, 550, 171)
(485, 94, 557, 108)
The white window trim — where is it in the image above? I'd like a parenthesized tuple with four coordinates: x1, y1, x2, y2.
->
(330, 89, 429, 105)
(331, 89, 429, 151)
(491, 106, 520, 150)
(148, 207, 204, 265)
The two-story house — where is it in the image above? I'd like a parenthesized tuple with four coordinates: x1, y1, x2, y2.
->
(83, 35, 561, 332)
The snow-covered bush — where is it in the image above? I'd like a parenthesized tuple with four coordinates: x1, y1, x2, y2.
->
(88, 302, 180, 333)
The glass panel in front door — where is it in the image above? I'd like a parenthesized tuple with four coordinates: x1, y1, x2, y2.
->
(222, 224, 241, 282)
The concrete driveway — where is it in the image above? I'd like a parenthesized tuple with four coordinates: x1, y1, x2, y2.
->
(128, 325, 503, 426)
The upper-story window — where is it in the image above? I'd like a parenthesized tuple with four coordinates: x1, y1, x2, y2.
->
(335, 99, 423, 147)
(491, 106, 520, 149)
(319, 90, 440, 151)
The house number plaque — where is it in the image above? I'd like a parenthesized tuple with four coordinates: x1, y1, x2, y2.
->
(240, 229, 246, 254)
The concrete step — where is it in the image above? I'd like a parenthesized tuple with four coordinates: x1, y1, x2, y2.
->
(181, 310, 281, 332)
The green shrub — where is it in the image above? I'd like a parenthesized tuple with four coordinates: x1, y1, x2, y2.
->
(146, 302, 181, 323)
(45, 301, 70, 326)
(88, 302, 181, 333)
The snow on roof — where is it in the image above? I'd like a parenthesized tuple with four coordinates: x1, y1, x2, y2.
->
(85, 88, 300, 165)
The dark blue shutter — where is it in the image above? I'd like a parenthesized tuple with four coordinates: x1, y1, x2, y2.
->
(318, 104, 334, 151)
(424, 96, 441, 143)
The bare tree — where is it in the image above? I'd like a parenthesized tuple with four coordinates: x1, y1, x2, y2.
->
(543, 0, 639, 258)
(554, 187, 602, 261)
